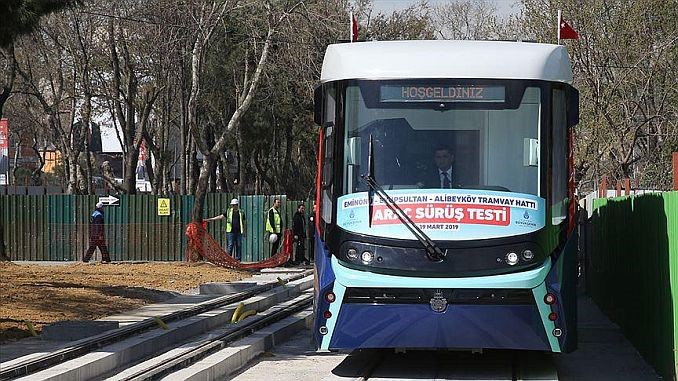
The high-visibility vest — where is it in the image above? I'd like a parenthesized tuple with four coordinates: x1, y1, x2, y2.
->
(266, 207, 281, 233)
(225, 208, 244, 233)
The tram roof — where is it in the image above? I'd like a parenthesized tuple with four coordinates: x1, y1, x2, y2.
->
(320, 40, 573, 84)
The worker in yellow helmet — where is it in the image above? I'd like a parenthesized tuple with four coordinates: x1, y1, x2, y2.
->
(206, 198, 246, 261)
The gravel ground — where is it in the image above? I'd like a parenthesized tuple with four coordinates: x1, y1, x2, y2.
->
(0, 261, 249, 343)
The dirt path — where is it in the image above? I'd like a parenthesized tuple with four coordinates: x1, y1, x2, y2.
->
(0, 262, 249, 343)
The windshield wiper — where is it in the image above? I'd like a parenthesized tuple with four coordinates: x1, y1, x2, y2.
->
(362, 135, 446, 262)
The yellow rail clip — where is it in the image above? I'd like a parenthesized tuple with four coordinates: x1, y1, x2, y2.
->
(237, 310, 257, 322)
(154, 317, 170, 330)
(24, 320, 38, 336)
(231, 302, 245, 323)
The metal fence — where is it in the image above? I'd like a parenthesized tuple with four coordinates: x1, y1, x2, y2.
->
(0, 194, 312, 263)
(584, 191, 678, 380)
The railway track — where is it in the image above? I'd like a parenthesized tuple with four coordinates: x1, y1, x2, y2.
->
(1, 270, 314, 381)
(112, 293, 312, 381)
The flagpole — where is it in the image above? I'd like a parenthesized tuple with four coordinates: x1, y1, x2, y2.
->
(557, 9, 561, 45)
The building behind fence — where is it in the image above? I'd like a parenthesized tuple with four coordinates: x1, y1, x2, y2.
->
(0, 194, 312, 263)
(583, 191, 678, 380)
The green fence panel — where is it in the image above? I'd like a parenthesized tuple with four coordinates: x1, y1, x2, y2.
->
(103, 195, 127, 262)
(0, 193, 312, 263)
(587, 192, 677, 380)
(204, 192, 231, 256)
(17, 195, 27, 260)
(666, 192, 678, 379)
(241, 195, 261, 262)
(0, 196, 7, 258)
(48, 194, 71, 261)
(179, 195, 195, 261)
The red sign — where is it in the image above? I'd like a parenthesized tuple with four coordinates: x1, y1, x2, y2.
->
(370, 203, 510, 226)
(139, 140, 146, 162)
(0, 119, 7, 151)
(0, 119, 8, 185)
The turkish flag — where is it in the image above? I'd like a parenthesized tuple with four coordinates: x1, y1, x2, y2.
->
(559, 14, 579, 40)
(351, 13, 358, 42)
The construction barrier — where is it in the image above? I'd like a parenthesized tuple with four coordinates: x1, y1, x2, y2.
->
(185, 222, 292, 269)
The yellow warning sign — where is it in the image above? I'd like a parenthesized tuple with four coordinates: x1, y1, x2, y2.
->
(157, 198, 170, 216)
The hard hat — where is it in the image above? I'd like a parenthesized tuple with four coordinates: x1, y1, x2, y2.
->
(269, 233, 278, 243)
(230, 198, 239, 205)
(96, 202, 104, 209)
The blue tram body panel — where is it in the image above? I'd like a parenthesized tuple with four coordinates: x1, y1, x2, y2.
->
(315, 236, 578, 353)
(330, 304, 550, 350)
(313, 230, 334, 346)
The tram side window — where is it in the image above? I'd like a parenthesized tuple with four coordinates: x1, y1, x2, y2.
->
(551, 88, 568, 226)
(321, 87, 336, 224)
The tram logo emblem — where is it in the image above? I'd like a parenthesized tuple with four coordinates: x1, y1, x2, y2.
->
(523, 211, 530, 219)
(430, 289, 447, 313)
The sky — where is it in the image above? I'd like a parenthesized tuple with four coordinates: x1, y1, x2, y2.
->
(371, 0, 522, 17)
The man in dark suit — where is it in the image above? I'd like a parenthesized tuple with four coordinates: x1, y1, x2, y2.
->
(418, 144, 460, 189)
(292, 204, 307, 266)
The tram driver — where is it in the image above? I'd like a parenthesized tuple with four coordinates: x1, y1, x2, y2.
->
(417, 144, 460, 189)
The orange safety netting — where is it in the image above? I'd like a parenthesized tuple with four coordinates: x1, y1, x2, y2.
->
(185, 221, 292, 270)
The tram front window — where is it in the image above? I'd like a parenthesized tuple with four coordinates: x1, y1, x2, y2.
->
(343, 82, 541, 196)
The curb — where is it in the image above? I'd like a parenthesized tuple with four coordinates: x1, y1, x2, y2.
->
(165, 308, 313, 381)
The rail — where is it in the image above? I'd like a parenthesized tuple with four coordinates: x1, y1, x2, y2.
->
(0, 270, 313, 380)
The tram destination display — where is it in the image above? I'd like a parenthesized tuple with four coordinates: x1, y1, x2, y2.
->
(380, 85, 505, 103)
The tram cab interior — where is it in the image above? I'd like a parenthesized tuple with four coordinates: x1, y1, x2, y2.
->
(343, 84, 542, 198)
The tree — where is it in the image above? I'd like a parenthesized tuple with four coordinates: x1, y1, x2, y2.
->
(101, 3, 164, 194)
(187, 0, 306, 222)
(0, 0, 81, 260)
(351, 0, 436, 41)
(432, 0, 522, 40)
(0, 0, 81, 119)
(229, 1, 346, 198)
(521, 0, 678, 191)
(13, 7, 103, 194)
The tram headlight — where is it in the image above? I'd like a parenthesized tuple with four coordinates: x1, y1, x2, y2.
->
(521, 249, 535, 261)
(361, 251, 374, 264)
(544, 292, 557, 305)
(505, 252, 519, 266)
(347, 248, 358, 260)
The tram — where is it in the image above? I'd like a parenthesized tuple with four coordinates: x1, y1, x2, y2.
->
(312, 40, 579, 353)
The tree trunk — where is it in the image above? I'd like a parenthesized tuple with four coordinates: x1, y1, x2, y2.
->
(191, 154, 218, 222)
(235, 127, 245, 194)
(67, 152, 78, 194)
(188, 140, 198, 194)
(123, 149, 139, 194)
(145, 154, 155, 194)
(180, 77, 188, 195)
(85, 151, 94, 194)
(0, 44, 15, 121)
(11, 140, 19, 185)
(217, 157, 227, 192)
